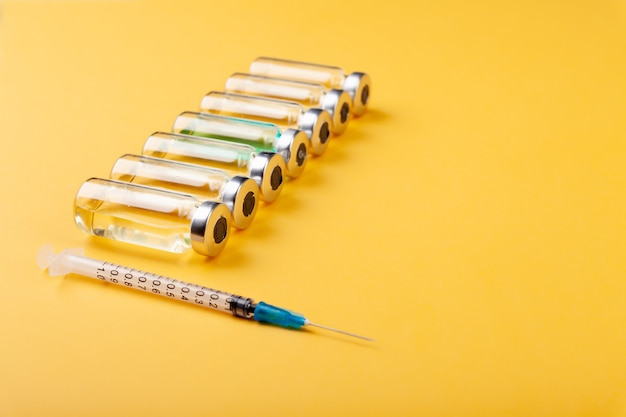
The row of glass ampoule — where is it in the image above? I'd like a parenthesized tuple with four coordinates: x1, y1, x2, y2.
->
(74, 57, 371, 257)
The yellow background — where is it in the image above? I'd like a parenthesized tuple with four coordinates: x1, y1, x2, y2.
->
(1, 0, 625, 415)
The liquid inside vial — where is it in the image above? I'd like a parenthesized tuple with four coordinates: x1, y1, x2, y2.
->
(74, 179, 199, 253)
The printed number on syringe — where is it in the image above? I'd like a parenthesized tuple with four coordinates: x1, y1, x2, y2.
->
(96, 263, 230, 310)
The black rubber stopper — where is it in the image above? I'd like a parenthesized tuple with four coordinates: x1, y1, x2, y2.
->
(270, 165, 283, 190)
(340, 103, 350, 123)
(319, 122, 330, 144)
(296, 143, 307, 166)
(213, 216, 228, 244)
(242, 191, 255, 217)
(361, 85, 370, 105)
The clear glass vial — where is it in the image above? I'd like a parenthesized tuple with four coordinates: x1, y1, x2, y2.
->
(143, 131, 285, 203)
(225, 73, 351, 135)
(172, 112, 308, 177)
(250, 56, 371, 116)
(199, 92, 330, 156)
(74, 178, 231, 256)
(110, 154, 259, 230)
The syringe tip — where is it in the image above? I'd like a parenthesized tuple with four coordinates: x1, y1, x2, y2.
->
(37, 244, 58, 269)
(306, 321, 374, 342)
(37, 245, 84, 276)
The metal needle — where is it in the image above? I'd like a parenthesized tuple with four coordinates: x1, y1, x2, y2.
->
(306, 321, 374, 342)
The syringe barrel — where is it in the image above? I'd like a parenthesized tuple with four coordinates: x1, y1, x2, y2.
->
(142, 132, 285, 203)
(74, 178, 231, 256)
(110, 154, 259, 230)
(56, 251, 251, 317)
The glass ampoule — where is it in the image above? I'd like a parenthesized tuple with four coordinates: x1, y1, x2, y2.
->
(172, 112, 308, 178)
(199, 92, 331, 156)
(110, 154, 259, 230)
(142, 131, 285, 203)
(74, 178, 231, 256)
(225, 73, 352, 135)
(250, 56, 371, 116)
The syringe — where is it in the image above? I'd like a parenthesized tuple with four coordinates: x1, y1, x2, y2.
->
(37, 245, 373, 341)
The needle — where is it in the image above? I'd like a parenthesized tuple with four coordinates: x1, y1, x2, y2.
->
(306, 321, 374, 342)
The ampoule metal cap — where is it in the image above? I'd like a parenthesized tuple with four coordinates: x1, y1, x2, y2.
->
(248, 151, 285, 203)
(190, 201, 231, 257)
(343, 72, 371, 116)
(273, 128, 309, 179)
(298, 108, 332, 155)
(319, 89, 352, 135)
(220, 176, 259, 230)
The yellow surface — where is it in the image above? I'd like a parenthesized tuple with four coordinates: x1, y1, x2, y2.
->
(1, 1, 625, 415)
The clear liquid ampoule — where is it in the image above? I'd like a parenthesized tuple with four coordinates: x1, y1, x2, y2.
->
(74, 178, 231, 256)
(199, 92, 331, 155)
(200, 91, 334, 145)
(250, 56, 371, 116)
(142, 131, 285, 203)
(225, 73, 351, 135)
(110, 154, 259, 229)
(172, 112, 308, 178)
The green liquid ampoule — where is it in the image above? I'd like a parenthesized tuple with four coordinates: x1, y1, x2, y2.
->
(172, 113, 308, 178)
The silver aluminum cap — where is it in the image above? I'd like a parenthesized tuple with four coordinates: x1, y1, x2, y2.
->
(220, 176, 260, 229)
(274, 128, 309, 178)
(248, 151, 286, 203)
(298, 108, 332, 155)
(190, 201, 231, 257)
(320, 89, 352, 135)
(343, 72, 371, 116)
